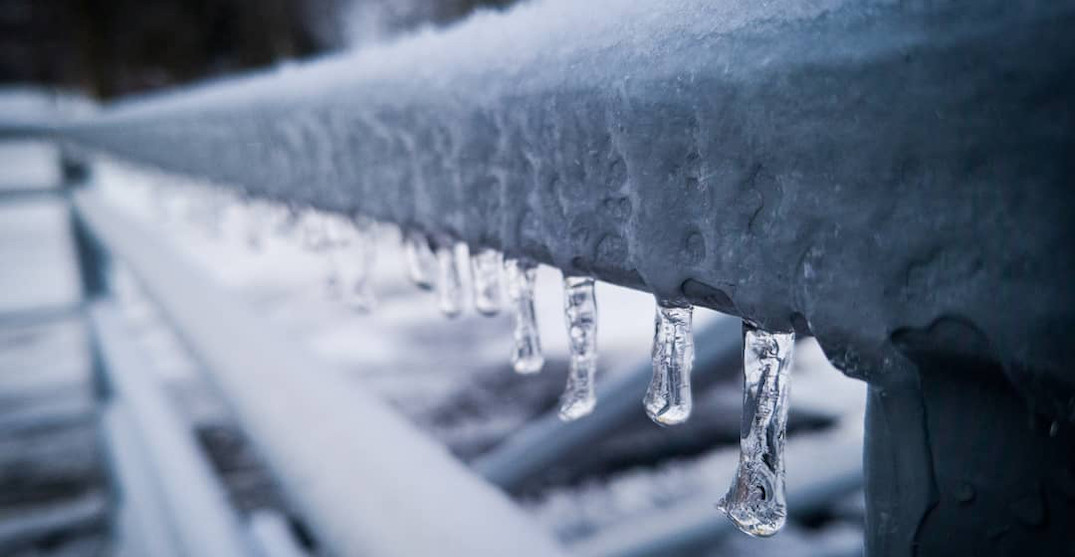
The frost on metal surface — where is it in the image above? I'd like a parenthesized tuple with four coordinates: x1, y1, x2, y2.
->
(559, 275, 597, 421)
(504, 258, 544, 375)
(717, 324, 795, 537)
(435, 239, 468, 318)
(403, 230, 436, 290)
(644, 302, 694, 426)
(470, 247, 504, 316)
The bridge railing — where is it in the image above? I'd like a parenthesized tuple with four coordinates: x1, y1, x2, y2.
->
(5, 0, 1074, 552)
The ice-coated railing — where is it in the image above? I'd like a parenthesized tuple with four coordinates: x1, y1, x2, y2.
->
(6, 0, 1075, 552)
(51, 0, 1075, 401)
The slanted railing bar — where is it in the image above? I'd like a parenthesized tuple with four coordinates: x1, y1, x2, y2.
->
(73, 185, 570, 557)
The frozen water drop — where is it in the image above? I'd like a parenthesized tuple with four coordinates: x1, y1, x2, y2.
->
(192, 187, 227, 239)
(504, 259, 544, 374)
(471, 248, 505, 316)
(558, 275, 598, 421)
(240, 199, 268, 252)
(435, 239, 468, 318)
(716, 323, 796, 537)
(404, 230, 437, 290)
(300, 209, 332, 252)
(329, 214, 377, 312)
(644, 302, 694, 426)
(271, 203, 301, 238)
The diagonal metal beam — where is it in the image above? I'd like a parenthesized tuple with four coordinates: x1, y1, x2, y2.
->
(73, 187, 570, 557)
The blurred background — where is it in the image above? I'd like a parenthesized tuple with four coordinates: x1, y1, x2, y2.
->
(0, 2, 866, 556)
(0, 0, 513, 98)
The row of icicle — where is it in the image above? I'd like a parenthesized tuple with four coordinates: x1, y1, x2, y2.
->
(162, 187, 798, 538)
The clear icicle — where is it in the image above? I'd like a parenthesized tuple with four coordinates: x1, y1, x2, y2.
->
(311, 211, 342, 300)
(272, 204, 301, 238)
(194, 188, 227, 239)
(644, 303, 695, 426)
(300, 209, 332, 252)
(471, 248, 505, 316)
(504, 259, 544, 374)
(435, 240, 468, 318)
(404, 231, 437, 290)
(717, 324, 796, 537)
(241, 199, 267, 252)
(559, 275, 598, 421)
(329, 214, 377, 312)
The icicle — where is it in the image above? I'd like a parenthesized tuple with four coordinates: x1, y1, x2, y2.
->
(471, 248, 505, 316)
(272, 203, 301, 238)
(644, 302, 695, 426)
(331, 214, 377, 312)
(435, 239, 468, 318)
(191, 187, 227, 239)
(504, 259, 544, 374)
(716, 323, 796, 537)
(300, 209, 332, 252)
(314, 211, 343, 300)
(404, 230, 437, 290)
(241, 199, 267, 252)
(558, 275, 598, 421)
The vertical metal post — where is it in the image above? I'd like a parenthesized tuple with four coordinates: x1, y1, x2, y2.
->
(866, 324, 1075, 556)
(60, 148, 110, 302)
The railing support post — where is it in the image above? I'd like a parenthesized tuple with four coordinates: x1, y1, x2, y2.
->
(865, 334, 1074, 556)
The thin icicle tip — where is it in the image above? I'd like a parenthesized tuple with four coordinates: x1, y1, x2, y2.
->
(338, 214, 377, 312)
(645, 302, 694, 426)
(558, 275, 597, 421)
(311, 211, 378, 312)
(435, 239, 468, 318)
(404, 230, 436, 290)
(717, 323, 796, 537)
(471, 248, 505, 316)
(505, 259, 544, 374)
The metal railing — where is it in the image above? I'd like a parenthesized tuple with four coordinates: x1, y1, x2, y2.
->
(3, 0, 1073, 553)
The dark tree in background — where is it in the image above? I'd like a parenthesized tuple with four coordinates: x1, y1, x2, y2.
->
(0, 0, 514, 99)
